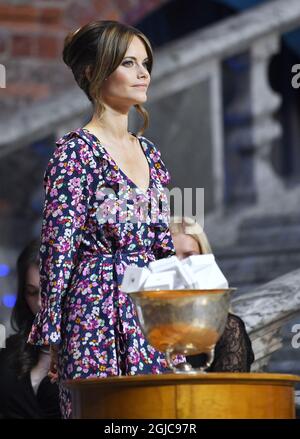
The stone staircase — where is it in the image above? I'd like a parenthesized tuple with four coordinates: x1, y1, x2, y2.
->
(213, 214, 300, 416)
(214, 214, 300, 297)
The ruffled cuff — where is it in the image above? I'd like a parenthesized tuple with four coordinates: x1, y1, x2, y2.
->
(27, 307, 61, 346)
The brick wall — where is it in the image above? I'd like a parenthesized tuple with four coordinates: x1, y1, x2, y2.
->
(0, 0, 169, 106)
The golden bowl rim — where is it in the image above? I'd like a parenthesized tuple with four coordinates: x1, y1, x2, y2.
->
(128, 288, 236, 299)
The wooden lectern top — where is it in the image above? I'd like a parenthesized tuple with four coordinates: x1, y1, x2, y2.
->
(64, 373, 300, 419)
(64, 372, 300, 388)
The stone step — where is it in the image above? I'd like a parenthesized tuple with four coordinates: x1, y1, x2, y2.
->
(214, 241, 300, 258)
(235, 214, 300, 247)
(238, 225, 300, 247)
(238, 215, 300, 230)
(216, 215, 300, 393)
(213, 214, 300, 291)
(216, 250, 300, 286)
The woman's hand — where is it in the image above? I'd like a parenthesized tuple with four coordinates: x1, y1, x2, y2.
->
(48, 344, 59, 384)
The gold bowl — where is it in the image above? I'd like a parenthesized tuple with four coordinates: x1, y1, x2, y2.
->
(129, 288, 235, 373)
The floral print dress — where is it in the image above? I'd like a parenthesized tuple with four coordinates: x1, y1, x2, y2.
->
(27, 128, 184, 419)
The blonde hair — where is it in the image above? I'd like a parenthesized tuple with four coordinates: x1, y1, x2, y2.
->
(170, 216, 212, 254)
(62, 20, 153, 136)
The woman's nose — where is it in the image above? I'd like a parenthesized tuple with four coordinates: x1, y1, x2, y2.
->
(137, 65, 149, 78)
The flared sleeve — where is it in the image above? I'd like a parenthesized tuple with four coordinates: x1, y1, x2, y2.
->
(27, 137, 93, 346)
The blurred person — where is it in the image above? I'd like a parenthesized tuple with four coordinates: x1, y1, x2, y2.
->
(0, 239, 61, 418)
(170, 216, 255, 372)
(27, 20, 185, 419)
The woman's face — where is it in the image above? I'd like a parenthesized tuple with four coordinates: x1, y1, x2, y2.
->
(101, 35, 151, 109)
(24, 263, 41, 315)
(173, 233, 201, 260)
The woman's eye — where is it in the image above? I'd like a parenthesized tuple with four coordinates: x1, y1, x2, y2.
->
(26, 289, 39, 297)
(122, 60, 133, 66)
(122, 60, 150, 70)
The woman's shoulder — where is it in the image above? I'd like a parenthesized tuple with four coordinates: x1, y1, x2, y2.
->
(137, 134, 159, 153)
(137, 134, 164, 166)
(55, 128, 93, 154)
(46, 128, 100, 174)
(138, 134, 171, 186)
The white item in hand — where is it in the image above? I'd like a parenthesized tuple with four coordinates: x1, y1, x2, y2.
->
(178, 263, 197, 288)
(148, 255, 178, 273)
(143, 270, 176, 290)
(182, 254, 215, 269)
(122, 254, 229, 293)
(120, 266, 151, 293)
(193, 265, 228, 289)
(182, 255, 228, 289)
(149, 256, 194, 289)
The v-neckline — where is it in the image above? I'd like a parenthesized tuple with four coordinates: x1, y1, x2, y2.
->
(81, 128, 151, 196)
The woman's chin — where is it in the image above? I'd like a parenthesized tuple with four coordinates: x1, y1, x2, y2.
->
(130, 92, 147, 105)
(133, 97, 147, 106)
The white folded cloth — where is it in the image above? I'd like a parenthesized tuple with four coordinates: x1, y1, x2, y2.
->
(120, 254, 229, 293)
(182, 254, 228, 289)
(120, 265, 151, 293)
(143, 270, 177, 290)
(149, 256, 196, 289)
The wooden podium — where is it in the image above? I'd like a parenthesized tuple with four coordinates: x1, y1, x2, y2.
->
(64, 373, 300, 419)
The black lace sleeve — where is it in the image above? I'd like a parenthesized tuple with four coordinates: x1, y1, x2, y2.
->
(187, 313, 255, 372)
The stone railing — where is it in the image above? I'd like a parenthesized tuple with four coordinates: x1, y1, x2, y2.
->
(232, 268, 300, 372)
(1, 0, 300, 227)
(147, 0, 300, 211)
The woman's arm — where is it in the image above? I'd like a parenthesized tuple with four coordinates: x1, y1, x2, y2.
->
(27, 138, 93, 347)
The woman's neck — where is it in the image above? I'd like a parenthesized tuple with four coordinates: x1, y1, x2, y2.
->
(88, 110, 130, 142)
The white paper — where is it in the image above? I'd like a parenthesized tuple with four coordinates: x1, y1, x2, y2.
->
(120, 266, 151, 293)
(143, 270, 176, 290)
(123, 254, 229, 293)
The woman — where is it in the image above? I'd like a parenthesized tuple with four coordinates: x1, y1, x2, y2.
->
(27, 20, 185, 419)
(0, 239, 60, 418)
(170, 216, 255, 372)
